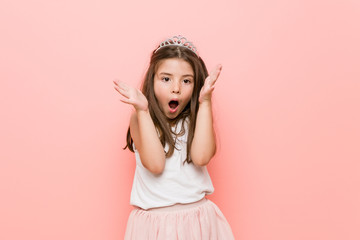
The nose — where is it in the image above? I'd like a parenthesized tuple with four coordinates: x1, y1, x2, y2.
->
(172, 81, 180, 94)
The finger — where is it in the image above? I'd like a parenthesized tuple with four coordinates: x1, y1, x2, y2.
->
(114, 86, 130, 98)
(113, 79, 120, 86)
(119, 97, 132, 104)
(204, 86, 216, 95)
(205, 75, 216, 88)
(211, 65, 222, 80)
(209, 64, 222, 83)
(113, 79, 125, 89)
(116, 81, 130, 91)
(204, 75, 213, 86)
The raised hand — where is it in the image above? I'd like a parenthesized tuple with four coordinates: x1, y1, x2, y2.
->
(113, 80, 148, 112)
(198, 64, 222, 104)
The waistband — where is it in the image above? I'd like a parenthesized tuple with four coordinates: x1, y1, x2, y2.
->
(142, 197, 208, 212)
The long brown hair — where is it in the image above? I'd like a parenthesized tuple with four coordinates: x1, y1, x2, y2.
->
(124, 44, 209, 164)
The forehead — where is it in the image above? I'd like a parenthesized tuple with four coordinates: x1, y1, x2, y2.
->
(156, 58, 194, 76)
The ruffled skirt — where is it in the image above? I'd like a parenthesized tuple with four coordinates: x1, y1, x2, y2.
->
(124, 198, 235, 240)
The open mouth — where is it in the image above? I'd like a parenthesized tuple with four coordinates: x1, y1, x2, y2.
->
(168, 100, 179, 113)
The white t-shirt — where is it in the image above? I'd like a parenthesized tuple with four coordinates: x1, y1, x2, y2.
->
(130, 118, 214, 210)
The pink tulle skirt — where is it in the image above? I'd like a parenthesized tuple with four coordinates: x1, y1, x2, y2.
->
(124, 198, 235, 240)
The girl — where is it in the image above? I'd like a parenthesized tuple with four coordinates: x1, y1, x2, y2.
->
(114, 35, 235, 239)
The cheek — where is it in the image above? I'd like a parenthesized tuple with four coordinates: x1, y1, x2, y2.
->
(153, 82, 162, 98)
(154, 86, 167, 103)
(184, 87, 194, 102)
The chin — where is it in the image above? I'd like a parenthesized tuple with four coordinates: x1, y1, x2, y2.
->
(166, 113, 178, 120)
(165, 110, 183, 120)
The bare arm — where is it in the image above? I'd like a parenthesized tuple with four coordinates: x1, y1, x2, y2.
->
(114, 80, 165, 174)
(191, 100, 216, 166)
(191, 65, 222, 166)
(130, 110, 165, 174)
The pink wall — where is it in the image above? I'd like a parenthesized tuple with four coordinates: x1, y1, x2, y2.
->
(1, 0, 359, 239)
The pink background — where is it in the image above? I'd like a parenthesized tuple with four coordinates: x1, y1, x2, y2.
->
(1, 0, 359, 239)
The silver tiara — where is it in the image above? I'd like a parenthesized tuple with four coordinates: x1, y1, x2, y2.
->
(154, 35, 198, 56)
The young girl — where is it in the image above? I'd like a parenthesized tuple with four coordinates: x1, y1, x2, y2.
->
(114, 35, 235, 239)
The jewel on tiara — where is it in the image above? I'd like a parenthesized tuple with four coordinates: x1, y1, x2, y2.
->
(154, 35, 198, 56)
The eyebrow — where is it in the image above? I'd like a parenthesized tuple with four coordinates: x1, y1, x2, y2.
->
(158, 72, 194, 78)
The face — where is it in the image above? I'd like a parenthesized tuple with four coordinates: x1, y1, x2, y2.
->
(154, 58, 194, 119)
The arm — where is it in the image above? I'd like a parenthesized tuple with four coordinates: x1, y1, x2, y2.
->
(130, 110, 165, 174)
(114, 80, 165, 174)
(191, 100, 216, 166)
(191, 64, 222, 166)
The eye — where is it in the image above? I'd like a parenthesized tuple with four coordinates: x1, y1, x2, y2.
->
(162, 77, 170, 82)
(183, 79, 191, 84)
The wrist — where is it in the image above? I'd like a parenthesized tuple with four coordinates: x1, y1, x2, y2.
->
(135, 102, 149, 113)
(135, 103, 149, 114)
(199, 99, 212, 107)
(199, 92, 213, 105)
(136, 108, 149, 114)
